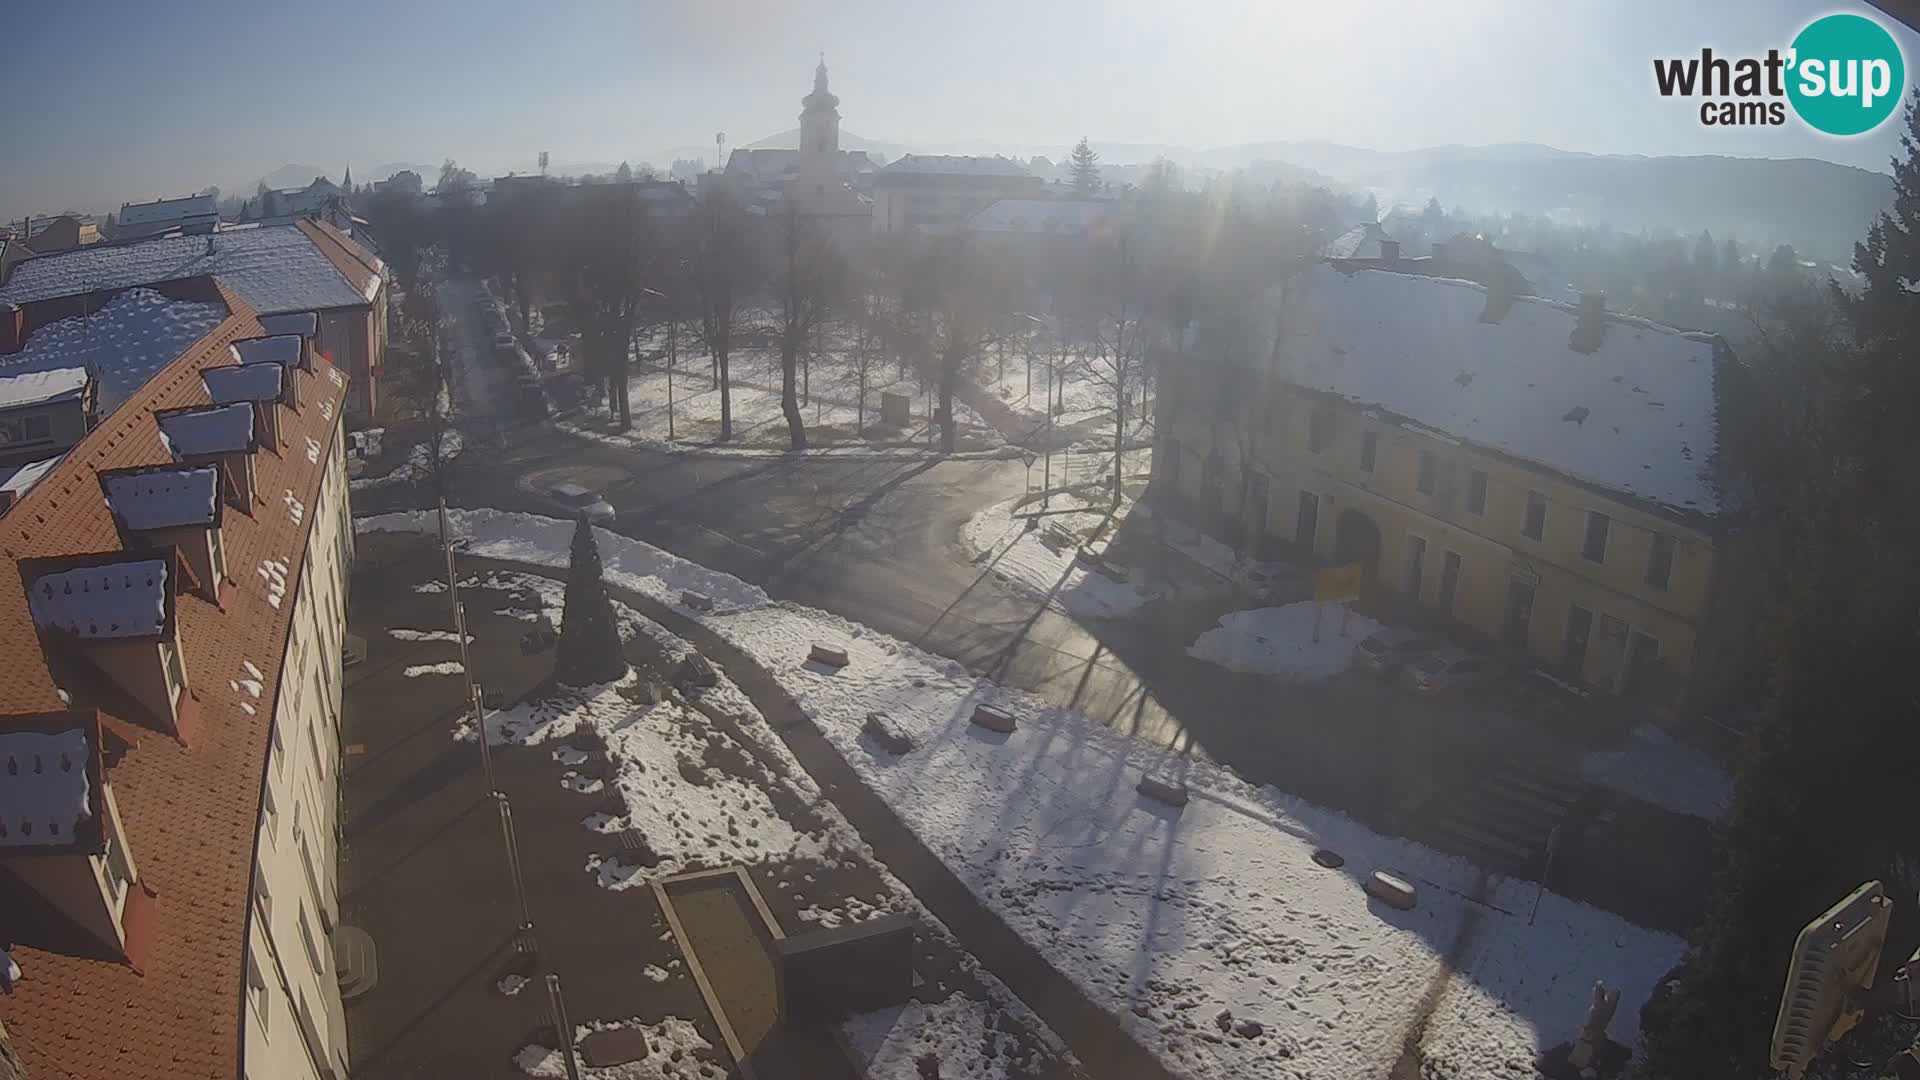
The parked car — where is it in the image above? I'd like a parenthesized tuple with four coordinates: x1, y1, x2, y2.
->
(1399, 647, 1500, 697)
(546, 482, 616, 524)
(1353, 627, 1443, 680)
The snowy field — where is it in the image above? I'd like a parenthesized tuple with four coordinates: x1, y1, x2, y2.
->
(1579, 722, 1731, 821)
(961, 492, 1162, 619)
(358, 509, 1688, 1080)
(563, 334, 1006, 458)
(1187, 602, 1387, 682)
(975, 346, 1148, 433)
(349, 430, 461, 492)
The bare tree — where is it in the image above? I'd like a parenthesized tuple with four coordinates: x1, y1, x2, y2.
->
(558, 189, 655, 429)
(771, 207, 839, 451)
(924, 242, 1003, 454)
(844, 265, 882, 433)
(1080, 234, 1152, 502)
(695, 191, 752, 442)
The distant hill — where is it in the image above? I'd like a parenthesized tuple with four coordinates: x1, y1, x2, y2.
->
(253, 164, 336, 191)
(1189, 140, 1891, 263)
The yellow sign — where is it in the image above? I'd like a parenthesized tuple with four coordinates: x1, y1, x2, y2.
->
(1313, 561, 1367, 602)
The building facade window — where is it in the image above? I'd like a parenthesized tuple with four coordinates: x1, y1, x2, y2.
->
(246, 950, 270, 1032)
(1503, 579, 1536, 647)
(1522, 491, 1547, 540)
(159, 639, 185, 703)
(1405, 535, 1427, 596)
(1307, 410, 1329, 453)
(0, 413, 53, 447)
(1466, 469, 1488, 515)
(1645, 532, 1675, 590)
(1359, 430, 1377, 473)
(1417, 451, 1437, 494)
(1583, 511, 1611, 563)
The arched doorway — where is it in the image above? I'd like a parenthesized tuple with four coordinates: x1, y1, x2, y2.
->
(1334, 508, 1382, 568)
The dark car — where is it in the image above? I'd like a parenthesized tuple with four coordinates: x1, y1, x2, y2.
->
(1353, 627, 1442, 680)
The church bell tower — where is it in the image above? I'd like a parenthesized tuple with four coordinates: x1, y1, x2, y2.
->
(799, 55, 840, 157)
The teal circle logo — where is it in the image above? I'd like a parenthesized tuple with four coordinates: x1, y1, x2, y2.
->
(1786, 13, 1905, 136)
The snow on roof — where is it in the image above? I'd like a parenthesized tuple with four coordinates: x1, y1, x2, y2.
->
(102, 465, 220, 531)
(0, 224, 372, 315)
(0, 366, 87, 411)
(27, 558, 169, 639)
(256, 311, 317, 338)
(1326, 223, 1395, 260)
(202, 362, 282, 403)
(118, 195, 218, 227)
(231, 335, 302, 368)
(1504, 252, 1582, 305)
(0, 455, 62, 499)
(0, 728, 93, 848)
(879, 154, 1032, 178)
(156, 402, 256, 457)
(967, 199, 1108, 234)
(0, 288, 226, 414)
(1271, 265, 1727, 515)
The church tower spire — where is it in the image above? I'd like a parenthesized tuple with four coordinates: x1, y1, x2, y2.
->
(800, 54, 840, 156)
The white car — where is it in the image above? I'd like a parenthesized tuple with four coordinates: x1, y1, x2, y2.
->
(547, 482, 617, 524)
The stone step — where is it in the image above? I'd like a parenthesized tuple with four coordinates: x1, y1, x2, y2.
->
(1433, 813, 1539, 865)
(1477, 775, 1579, 818)
(1486, 762, 1587, 805)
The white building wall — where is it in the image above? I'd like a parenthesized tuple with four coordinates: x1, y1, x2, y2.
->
(241, 411, 349, 1080)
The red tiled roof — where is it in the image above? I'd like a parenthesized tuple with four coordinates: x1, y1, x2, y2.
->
(0, 278, 350, 1080)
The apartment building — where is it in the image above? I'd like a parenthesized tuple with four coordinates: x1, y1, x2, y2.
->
(0, 219, 387, 418)
(0, 276, 353, 1080)
(1158, 263, 1759, 715)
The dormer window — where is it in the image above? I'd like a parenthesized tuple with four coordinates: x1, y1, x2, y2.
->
(100, 464, 224, 603)
(203, 363, 286, 449)
(231, 336, 304, 411)
(23, 553, 187, 735)
(155, 404, 258, 511)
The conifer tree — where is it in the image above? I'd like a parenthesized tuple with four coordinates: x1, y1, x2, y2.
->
(553, 514, 627, 685)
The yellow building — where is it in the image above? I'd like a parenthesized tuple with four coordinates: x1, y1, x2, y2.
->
(1155, 263, 1759, 715)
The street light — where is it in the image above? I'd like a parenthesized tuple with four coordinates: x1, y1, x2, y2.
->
(1019, 312, 1057, 496)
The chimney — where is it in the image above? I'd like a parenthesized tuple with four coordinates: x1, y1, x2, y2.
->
(1480, 270, 1517, 324)
(1379, 239, 1400, 263)
(1431, 241, 1448, 263)
(1571, 291, 1607, 353)
(0, 303, 22, 354)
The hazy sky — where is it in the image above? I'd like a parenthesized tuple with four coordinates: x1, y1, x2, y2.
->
(3, 0, 1916, 221)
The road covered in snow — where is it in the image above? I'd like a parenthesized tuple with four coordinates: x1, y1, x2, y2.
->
(358, 508, 1688, 1080)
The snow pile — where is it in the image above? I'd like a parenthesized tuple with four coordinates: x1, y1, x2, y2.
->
(351, 431, 462, 491)
(402, 661, 464, 677)
(844, 995, 1040, 1080)
(358, 508, 768, 614)
(513, 1016, 721, 1080)
(960, 494, 1160, 619)
(1579, 723, 1732, 821)
(1186, 602, 1385, 682)
(387, 628, 472, 644)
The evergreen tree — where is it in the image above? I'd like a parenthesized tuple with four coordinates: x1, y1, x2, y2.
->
(1691, 229, 1717, 278)
(553, 514, 628, 686)
(615, 160, 633, 184)
(1638, 100, 1920, 1080)
(1069, 137, 1101, 196)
